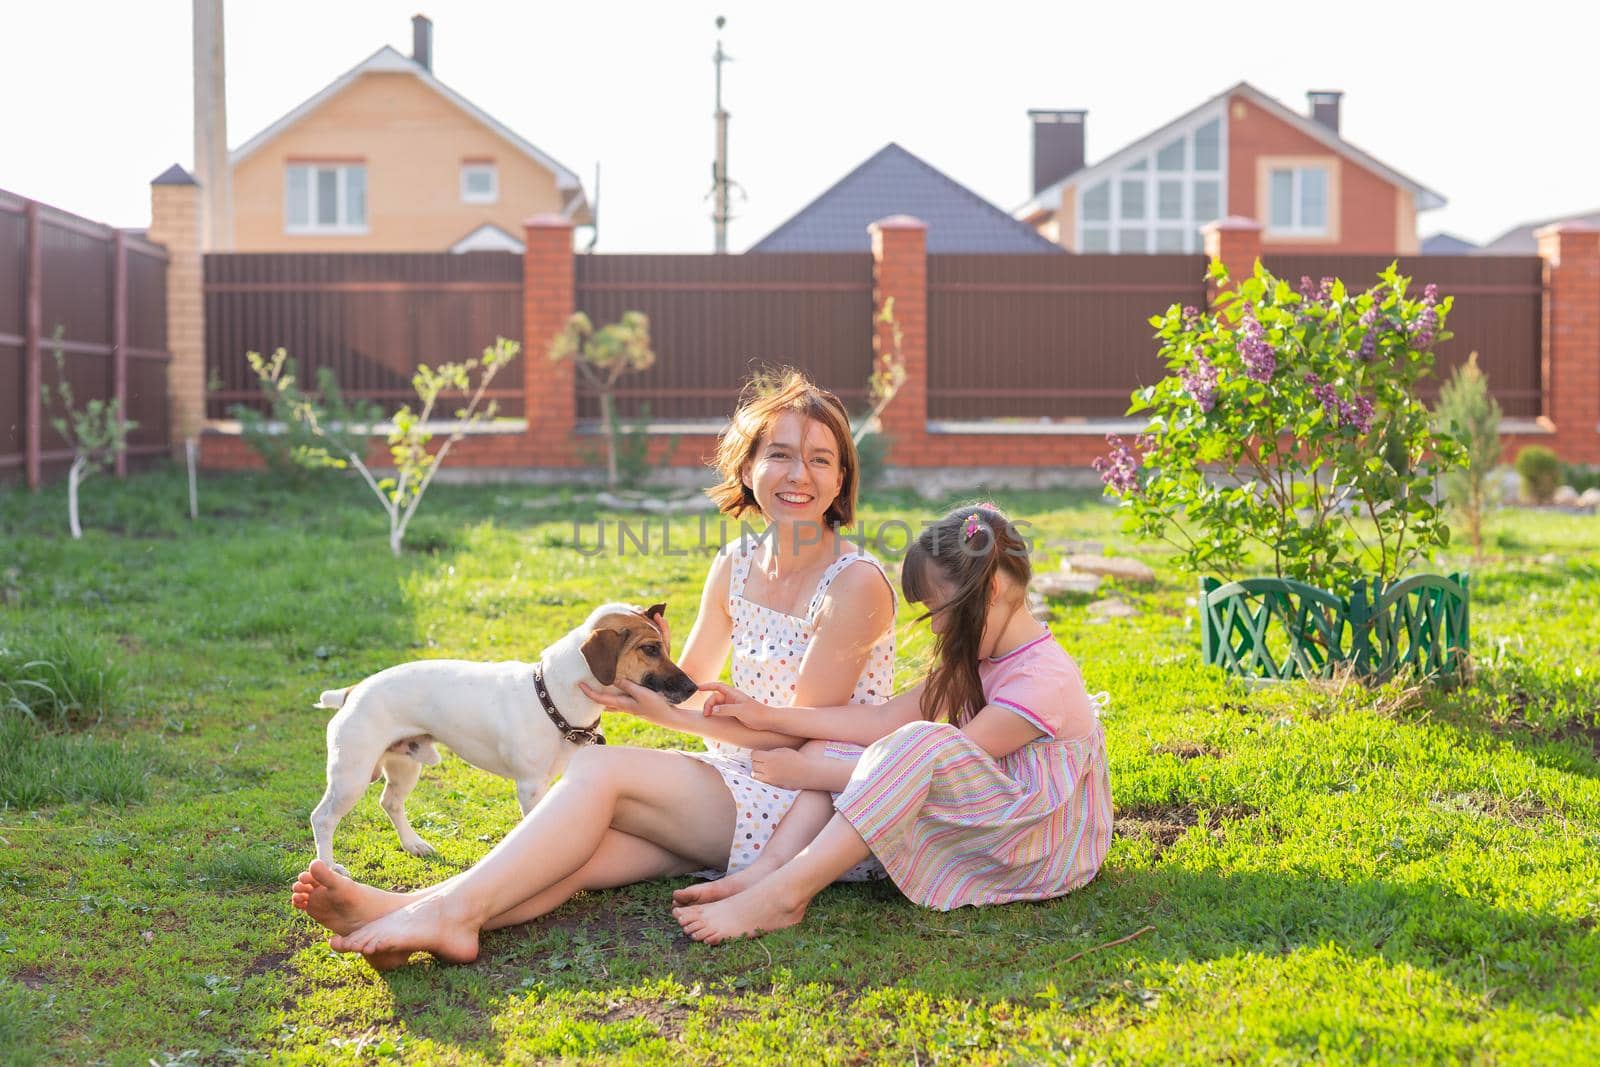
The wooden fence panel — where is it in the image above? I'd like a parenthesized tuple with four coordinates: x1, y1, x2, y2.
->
(204, 252, 525, 418)
(573, 253, 875, 422)
(0, 188, 170, 485)
(1265, 254, 1544, 418)
(926, 253, 1209, 420)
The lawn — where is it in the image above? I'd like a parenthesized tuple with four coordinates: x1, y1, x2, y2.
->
(1, 469, 1597, 1065)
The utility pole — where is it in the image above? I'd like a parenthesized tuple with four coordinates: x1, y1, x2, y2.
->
(710, 15, 732, 253)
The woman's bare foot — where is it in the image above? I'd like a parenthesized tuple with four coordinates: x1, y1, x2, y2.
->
(671, 862, 772, 907)
(290, 860, 411, 936)
(672, 886, 809, 945)
(330, 891, 481, 968)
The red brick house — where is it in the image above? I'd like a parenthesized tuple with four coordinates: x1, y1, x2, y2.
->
(1016, 82, 1444, 255)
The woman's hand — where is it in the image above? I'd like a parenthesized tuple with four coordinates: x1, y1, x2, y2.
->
(647, 608, 670, 654)
(578, 679, 678, 725)
(699, 682, 781, 731)
(750, 746, 827, 790)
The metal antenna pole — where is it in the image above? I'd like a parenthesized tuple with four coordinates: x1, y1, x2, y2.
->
(711, 15, 731, 253)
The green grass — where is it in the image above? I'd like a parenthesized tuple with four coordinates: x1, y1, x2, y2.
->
(1, 467, 1597, 1064)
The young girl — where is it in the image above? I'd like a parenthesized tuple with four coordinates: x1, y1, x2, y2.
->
(672, 504, 1112, 943)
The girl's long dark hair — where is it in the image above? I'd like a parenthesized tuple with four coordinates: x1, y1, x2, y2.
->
(900, 505, 1032, 726)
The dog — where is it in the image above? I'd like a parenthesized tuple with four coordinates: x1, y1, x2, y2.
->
(308, 602, 697, 871)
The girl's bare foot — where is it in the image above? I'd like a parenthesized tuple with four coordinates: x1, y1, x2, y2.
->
(289, 860, 410, 936)
(671, 862, 771, 907)
(672, 886, 808, 945)
(330, 891, 481, 967)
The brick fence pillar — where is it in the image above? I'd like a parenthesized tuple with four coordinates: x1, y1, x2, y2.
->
(147, 164, 205, 448)
(522, 215, 578, 466)
(869, 215, 930, 466)
(1535, 221, 1600, 464)
(1201, 216, 1263, 309)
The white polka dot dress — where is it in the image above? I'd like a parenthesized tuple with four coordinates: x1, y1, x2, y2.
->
(685, 537, 896, 881)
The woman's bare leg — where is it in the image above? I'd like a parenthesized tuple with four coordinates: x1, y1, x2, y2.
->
(671, 789, 835, 906)
(673, 812, 872, 944)
(323, 747, 735, 965)
(293, 829, 693, 935)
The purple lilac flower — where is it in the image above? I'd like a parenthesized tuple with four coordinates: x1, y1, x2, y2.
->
(1412, 284, 1439, 349)
(1093, 434, 1141, 496)
(1298, 275, 1318, 302)
(1343, 393, 1375, 433)
(1180, 354, 1218, 412)
(1320, 277, 1335, 301)
(1239, 312, 1276, 382)
(1305, 373, 1342, 423)
(1358, 307, 1380, 361)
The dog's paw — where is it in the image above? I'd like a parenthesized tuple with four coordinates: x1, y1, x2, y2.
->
(330, 861, 351, 878)
(402, 838, 437, 858)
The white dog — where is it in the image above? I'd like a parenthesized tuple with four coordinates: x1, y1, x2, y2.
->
(309, 602, 695, 870)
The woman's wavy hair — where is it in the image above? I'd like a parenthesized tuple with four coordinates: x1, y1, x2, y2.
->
(900, 505, 1032, 726)
(705, 369, 859, 529)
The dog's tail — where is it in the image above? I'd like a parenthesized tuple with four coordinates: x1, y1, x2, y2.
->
(315, 685, 353, 711)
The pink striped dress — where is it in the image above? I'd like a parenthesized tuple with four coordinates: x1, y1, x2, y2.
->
(834, 631, 1112, 910)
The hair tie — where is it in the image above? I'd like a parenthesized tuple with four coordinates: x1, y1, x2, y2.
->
(963, 513, 984, 542)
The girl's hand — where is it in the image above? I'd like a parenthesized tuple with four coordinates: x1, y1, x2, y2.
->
(749, 746, 821, 790)
(578, 679, 677, 725)
(698, 682, 780, 730)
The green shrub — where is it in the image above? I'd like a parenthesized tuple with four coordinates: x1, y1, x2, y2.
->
(0, 717, 150, 808)
(1097, 264, 1463, 590)
(0, 629, 123, 728)
(1560, 462, 1600, 494)
(1514, 445, 1560, 503)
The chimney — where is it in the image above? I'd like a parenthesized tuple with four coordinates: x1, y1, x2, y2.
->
(1028, 110, 1086, 194)
(192, 0, 232, 250)
(412, 14, 433, 71)
(1307, 90, 1342, 134)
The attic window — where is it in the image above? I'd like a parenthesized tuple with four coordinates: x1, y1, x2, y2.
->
(461, 162, 498, 204)
(286, 163, 367, 233)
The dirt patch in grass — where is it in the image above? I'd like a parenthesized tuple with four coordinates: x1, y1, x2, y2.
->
(1115, 802, 1262, 858)
(1151, 740, 1219, 760)
(9, 968, 53, 990)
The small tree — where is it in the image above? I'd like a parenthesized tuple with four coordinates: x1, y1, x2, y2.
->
(854, 298, 909, 446)
(548, 311, 655, 486)
(245, 338, 518, 555)
(42, 342, 136, 539)
(1434, 352, 1502, 556)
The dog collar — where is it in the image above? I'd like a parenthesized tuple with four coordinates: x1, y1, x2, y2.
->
(532, 662, 606, 746)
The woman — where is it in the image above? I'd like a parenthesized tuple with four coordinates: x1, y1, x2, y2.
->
(290, 371, 897, 968)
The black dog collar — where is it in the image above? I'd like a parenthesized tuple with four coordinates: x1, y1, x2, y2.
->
(532, 662, 606, 746)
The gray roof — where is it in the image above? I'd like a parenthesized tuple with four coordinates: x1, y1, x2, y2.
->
(1420, 232, 1478, 255)
(1482, 210, 1600, 254)
(749, 143, 1062, 254)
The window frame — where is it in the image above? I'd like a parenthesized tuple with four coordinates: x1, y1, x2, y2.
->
(284, 162, 368, 235)
(460, 161, 499, 205)
(1073, 108, 1227, 254)
(1257, 157, 1339, 241)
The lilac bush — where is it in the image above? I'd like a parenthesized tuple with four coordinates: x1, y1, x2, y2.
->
(1096, 262, 1465, 590)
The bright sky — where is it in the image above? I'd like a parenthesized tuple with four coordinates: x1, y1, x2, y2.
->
(6, 0, 1594, 252)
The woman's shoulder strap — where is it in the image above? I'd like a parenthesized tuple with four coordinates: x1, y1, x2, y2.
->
(807, 549, 897, 620)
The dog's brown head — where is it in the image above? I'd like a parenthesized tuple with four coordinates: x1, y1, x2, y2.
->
(580, 602, 699, 704)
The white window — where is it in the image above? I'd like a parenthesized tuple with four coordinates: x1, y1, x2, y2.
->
(1073, 109, 1227, 254)
(285, 163, 367, 233)
(1268, 165, 1330, 235)
(460, 162, 498, 204)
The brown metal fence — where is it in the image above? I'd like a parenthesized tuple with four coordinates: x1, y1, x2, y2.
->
(926, 254, 1209, 420)
(0, 188, 170, 486)
(574, 253, 875, 422)
(205, 252, 525, 418)
(1265, 255, 1544, 418)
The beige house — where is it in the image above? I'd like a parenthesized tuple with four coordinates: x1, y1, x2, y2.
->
(226, 21, 589, 252)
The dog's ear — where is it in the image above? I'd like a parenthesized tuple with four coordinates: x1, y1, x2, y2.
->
(644, 603, 667, 625)
(580, 627, 627, 686)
